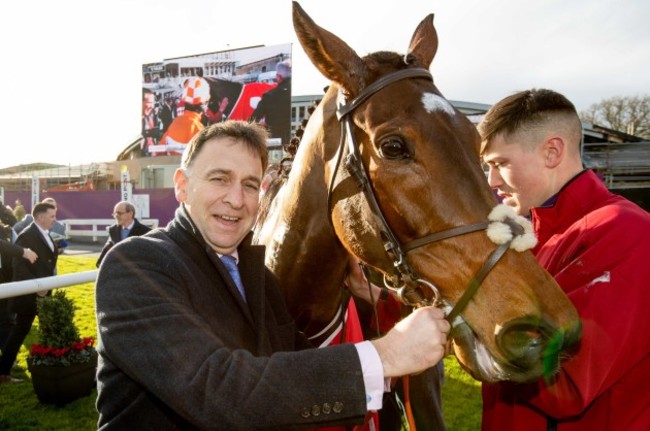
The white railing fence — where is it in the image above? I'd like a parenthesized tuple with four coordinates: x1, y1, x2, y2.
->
(0, 271, 98, 300)
(61, 219, 159, 242)
(1, 218, 159, 298)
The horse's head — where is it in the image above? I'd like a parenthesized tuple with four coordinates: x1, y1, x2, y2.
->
(204, 77, 241, 118)
(292, 2, 581, 383)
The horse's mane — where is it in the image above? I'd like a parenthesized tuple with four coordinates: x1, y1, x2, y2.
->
(255, 99, 322, 228)
(256, 165, 284, 227)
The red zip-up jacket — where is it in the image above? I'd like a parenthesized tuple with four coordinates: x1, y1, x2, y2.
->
(482, 170, 650, 431)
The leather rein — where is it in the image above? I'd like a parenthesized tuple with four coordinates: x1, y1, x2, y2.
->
(329, 68, 523, 323)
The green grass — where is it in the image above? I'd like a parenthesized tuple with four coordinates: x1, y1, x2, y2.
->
(0, 256, 98, 430)
(441, 356, 483, 429)
(0, 256, 482, 430)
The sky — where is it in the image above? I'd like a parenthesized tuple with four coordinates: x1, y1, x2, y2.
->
(1, 0, 648, 169)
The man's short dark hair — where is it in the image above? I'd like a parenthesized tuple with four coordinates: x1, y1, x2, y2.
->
(479, 88, 582, 153)
(181, 120, 269, 172)
(33, 202, 56, 217)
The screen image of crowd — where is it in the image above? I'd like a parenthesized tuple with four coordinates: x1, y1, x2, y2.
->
(141, 44, 292, 159)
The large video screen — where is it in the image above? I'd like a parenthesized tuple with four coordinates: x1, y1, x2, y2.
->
(141, 43, 292, 158)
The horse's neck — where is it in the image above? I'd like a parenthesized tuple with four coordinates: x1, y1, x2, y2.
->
(257, 97, 349, 329)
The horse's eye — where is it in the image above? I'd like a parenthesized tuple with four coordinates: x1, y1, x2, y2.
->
(379, 137, 409, 160)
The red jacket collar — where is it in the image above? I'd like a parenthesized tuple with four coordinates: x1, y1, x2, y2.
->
(531, 170, 607, 252)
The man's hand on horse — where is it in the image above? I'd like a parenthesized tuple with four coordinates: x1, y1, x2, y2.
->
(371, 306, 450, 378)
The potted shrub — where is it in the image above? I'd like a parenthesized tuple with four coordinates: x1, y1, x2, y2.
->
(27, 290, 97, 406)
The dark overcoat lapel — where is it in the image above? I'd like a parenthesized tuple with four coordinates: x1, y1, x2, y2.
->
(11, 223, 57, 314)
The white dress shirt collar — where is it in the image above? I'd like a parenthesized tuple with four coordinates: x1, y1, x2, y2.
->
(216, 250, 239, 263)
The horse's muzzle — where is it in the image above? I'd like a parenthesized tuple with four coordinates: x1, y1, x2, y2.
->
(495, 316, 582, 380)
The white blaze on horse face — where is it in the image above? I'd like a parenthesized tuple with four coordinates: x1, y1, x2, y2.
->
(421, 92, 456, 117)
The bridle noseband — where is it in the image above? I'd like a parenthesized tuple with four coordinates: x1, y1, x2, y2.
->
(329, 67, 527, 323)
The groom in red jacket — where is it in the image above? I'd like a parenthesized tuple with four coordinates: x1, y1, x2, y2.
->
(479, 89, 650, 431)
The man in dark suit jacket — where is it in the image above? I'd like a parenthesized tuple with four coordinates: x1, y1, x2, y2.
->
(95, 121, 450, 429)
(96, 201, 151, 267)
(0, 224, 38, 355)
(0, 202, 58, 384)
(0, 224, 38, 282)
(250, 59, 292, 146)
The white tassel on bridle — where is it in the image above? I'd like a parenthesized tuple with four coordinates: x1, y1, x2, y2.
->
(486, 204, 537, 252)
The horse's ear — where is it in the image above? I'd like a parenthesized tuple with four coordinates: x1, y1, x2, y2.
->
(292, 1, 367, 95)
(405, 14, 438, 69)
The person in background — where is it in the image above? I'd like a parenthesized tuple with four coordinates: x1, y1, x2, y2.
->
(96, 201, 151, 267)
(0, 222, 38, 356)
(40, 198, 67, 254)
(479, 88, 650, 431)
(15, 198, 66, 237)
(142, 88, 163, 156)
(0, 201, 17, 227)
(11, 212, 32, 235)
(160, 77, 211, 156)
(12, 199, 25, 222)
(250, 59, 292, 146)
(159, 96, 176, 134)
(0, 227, 37, 279)
(95, 120, 450, 429)
(0, 202, 58, 384)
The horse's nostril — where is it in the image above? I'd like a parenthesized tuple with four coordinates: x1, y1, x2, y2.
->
(496, 318, 555, 370)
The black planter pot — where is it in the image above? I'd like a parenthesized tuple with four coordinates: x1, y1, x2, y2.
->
(27, 350, 98, 407)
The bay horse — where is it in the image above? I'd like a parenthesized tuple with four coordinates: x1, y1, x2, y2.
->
(254, 2, 581, 384)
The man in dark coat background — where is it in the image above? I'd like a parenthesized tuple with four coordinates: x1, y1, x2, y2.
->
(96, 201, 151, 267)
(0, 221, 38, 357)
(250, 59, 292, 146)
(0, 202, 58, 384)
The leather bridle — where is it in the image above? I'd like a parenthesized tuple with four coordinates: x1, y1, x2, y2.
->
(329, 67, 524, 323)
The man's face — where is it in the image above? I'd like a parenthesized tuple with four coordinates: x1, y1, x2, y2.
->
(482, 133, 551, 216)
(36, 208, 57, 231)
(113, 204, 134, 227)
(174, 137, 263, 255)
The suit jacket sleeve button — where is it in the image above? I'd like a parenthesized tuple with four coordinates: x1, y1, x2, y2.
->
(300, 408, 311, 419)
(333, 401, 344, 413)
(311, 405, 321, 416)
(322, 403, 332, 414)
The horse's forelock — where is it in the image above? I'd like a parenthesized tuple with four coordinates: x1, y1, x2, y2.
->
(363, 51, 410, 72)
